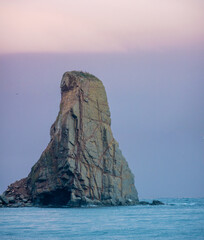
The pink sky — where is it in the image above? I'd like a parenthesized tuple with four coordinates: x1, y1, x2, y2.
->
(0, 0, 204, 53)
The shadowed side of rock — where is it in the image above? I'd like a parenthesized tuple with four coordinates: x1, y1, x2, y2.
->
(1, 71, 139, 207)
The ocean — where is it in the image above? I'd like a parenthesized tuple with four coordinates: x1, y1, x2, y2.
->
(0, 198, 204, 239)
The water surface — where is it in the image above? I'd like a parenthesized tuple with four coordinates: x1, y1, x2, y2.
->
(0, 198, 204, 239)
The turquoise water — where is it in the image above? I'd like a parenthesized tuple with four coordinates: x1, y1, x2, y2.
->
(0, 198, 204, 239)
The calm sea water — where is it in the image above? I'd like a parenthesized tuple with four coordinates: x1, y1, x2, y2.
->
(0, 198, 204, 240)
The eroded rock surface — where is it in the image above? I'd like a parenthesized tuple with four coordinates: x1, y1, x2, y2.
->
(1, 71, 138, 207)
(1, 178, 32, 207)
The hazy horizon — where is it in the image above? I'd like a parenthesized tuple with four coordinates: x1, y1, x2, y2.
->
(1, 0, 203, 54)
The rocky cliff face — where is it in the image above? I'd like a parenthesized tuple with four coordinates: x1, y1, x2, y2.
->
(1, 71, 138, 207)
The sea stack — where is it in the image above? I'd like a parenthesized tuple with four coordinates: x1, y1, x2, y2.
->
(1, 71, 138, 207)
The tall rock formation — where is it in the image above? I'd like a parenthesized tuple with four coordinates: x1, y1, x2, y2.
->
(1, 71, 138, 207)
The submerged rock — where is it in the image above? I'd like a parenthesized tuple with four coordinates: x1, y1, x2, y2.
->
(151, 200, 164, 205)
(139, 200, 164, 206)
(2, 71, 138, 207)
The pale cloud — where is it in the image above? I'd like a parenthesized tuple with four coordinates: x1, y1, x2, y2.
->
(0, 0, 203, 53)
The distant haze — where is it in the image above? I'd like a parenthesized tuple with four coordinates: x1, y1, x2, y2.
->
(0, 0, 203, 198)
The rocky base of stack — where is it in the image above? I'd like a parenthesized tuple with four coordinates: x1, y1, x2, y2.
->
(0, 184, 138, 208)
(0, 187, 164, 207)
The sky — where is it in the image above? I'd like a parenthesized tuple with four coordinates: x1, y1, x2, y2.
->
(0, 0, 204, 53)
(0, 0, 204, 198)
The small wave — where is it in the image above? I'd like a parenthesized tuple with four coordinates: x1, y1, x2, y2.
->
(168, 202, 197, 206)
(81, 204, 98, 208)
